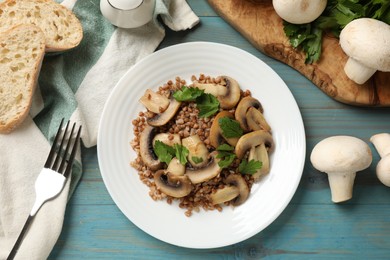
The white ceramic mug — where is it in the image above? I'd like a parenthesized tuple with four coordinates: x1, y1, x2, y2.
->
(100, 0, 156, 28)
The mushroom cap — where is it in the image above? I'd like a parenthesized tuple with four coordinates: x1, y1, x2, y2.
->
(139, 125, 163, 171)
(376, 155, 390, 187)
(217, 76, 241, 109)
(340, 18, 390, 71)
(147, 92, 181, 127)
(185, 151, 222, 184)
(272, 0, 327, 24)
(154, 170, 192, 198)
(192, 76, 241, 109)
(235, 96, 263, 132)
(310, 135, 372, 173)
(235, 130, 274, 159)
(225, 174, 249, 206)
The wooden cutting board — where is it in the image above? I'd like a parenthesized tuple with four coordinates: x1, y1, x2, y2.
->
(207, 0, 390, 106)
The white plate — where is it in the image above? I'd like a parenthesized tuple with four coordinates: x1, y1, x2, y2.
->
(97, 42, 306, 249)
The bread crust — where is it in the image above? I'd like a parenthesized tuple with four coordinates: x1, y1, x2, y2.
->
(0, 24, 45, 134)
(0, 0, 83, 52)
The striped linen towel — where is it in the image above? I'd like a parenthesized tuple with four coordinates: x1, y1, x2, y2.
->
(0, 0, 199, 259)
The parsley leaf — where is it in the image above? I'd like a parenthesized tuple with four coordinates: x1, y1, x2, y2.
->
(173, 86, 204, 101)
(239, 159, 263, 175)
(153, 140, 175, 164)
(302, 27, 322, 64)
(196, 93, 220, 118)
(153, 141, 189, 165)
(216, 144, 236, 169)
(191, 156, 204, 164)
(174, 144, 189, 165)
(216, 143, 235, 151)
(218, 117, 243, 138)
(217, 152, 236, 169)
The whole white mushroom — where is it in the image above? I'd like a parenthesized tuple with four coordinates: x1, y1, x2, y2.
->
(370, 133, 390, 187)
(310, 136, 372, 203)
(339, 18, 390, 84)
(272, 0, 327, 24)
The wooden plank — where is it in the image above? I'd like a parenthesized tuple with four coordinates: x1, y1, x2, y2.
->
(49, 204, 390, 259)
(187, 0, 217, 16)
(207, 0, 390, 107)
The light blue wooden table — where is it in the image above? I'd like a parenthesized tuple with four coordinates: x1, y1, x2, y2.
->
(50, 1, 390, 259)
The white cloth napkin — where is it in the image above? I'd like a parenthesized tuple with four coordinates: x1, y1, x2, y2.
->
(0, 0, 199, 259)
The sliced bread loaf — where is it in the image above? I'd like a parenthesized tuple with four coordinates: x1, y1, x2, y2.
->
(0, 24, 45, 134)
(0, 0, 83, 52)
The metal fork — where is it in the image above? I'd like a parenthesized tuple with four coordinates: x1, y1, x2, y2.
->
(7, 119, 82, 260)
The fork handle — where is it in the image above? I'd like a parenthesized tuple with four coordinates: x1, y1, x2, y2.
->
(7, 215, 34, 260)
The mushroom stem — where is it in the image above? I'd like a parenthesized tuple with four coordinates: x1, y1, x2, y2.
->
(327, 172, 356, 203)
(370, 133, 390, 158)
(344, 57, 377, 85)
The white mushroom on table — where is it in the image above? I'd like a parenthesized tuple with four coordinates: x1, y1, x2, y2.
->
(310, 136, 372, 203)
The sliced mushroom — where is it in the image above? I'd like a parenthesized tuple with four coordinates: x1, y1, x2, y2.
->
(209, 111, 239, 149)
(182, 135, 209, 167)
(147, 93, 181, 127)
(193, 76, 241, 109)
(225, 174, 249, 206)
(139, 125, 163, 171)
(210, 186, 240, 205)
(193, 81, 227, 96)
(235, 97, 263, 132)
(246, 107, 271, 132)
(139, 89, 170, 114)
(235, 130, 274, 159)
(167, 158, 185, 176)
(248, 143, 270, 181)
(185, 152, 221, 184)
(154, 170, 192, 198)
(153, 133, 181, 147)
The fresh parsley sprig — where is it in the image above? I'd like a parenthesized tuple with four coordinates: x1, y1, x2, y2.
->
(238, 159, 263, 175)
(173, 86, 204, 101)
(153, 140, 175, 164)
(191, 156, 204, 164)
(153, 140, 189, 165)
(216, 144, 236, 169)
(196, 93, 220, 118)
(173, 87, 220, 118)
(174, 143, 189, 165)
(218, 117, 243, 139)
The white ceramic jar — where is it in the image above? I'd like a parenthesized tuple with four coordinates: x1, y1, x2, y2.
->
(100, 0, 156, 28)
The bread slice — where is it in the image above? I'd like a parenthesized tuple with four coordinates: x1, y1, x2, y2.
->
(0, 0, 83, 52)
(0, 24, 45, 134)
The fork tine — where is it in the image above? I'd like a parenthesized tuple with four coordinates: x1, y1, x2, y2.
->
(64, 125, 82, 178)
(58, 122, 76, 174)
(44, 118, 64, 168)
(51, 120, 70, 171)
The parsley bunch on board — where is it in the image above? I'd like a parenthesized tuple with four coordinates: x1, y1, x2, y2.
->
(284, 0, 390, 63)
